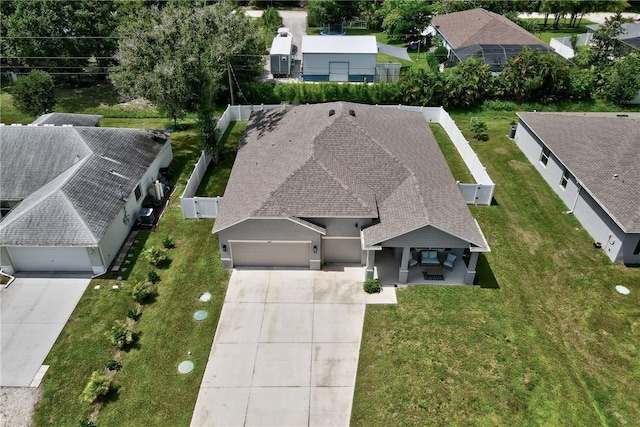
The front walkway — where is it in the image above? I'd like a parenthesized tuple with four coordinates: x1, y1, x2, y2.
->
(190, 268, 395, 426)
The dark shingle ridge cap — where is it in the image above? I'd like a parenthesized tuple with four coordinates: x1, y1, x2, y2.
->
(59, 190, 100, 244)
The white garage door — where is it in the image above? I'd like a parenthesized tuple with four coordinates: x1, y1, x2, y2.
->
(323, 238, 362, 264)
(329, 62, 349, 82)
(231, 241, 310, 268)
(9, 247, 92, 272)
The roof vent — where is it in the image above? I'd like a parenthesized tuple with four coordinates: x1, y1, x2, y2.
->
(349, 109, 356, 117)
(329, 109, 335, 116)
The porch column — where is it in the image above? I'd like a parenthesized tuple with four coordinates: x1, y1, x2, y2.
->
(365, 250, 376, 279)
(398, 246, 410, 284)
(464, 251, 479, 285)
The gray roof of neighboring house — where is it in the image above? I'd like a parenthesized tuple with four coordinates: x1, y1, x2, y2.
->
(587, 22, 640, 49)
(517, 112, 640, 233)
(31, 112, 102, 127)
(431, 8, 547, 50)
(0, 124, 168, 246)
(213, 102, 487, 250)
(301, 36, 378, 54)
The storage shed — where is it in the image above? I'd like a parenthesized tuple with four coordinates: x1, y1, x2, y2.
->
(302, 36, 377, 82)
(269, 27, 293, 77)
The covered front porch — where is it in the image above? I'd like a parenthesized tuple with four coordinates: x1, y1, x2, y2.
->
(369, 247, 476, 286)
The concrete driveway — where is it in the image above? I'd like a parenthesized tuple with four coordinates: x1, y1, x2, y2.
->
(0, 275, 91, 386)
(191, 268, 394, 426)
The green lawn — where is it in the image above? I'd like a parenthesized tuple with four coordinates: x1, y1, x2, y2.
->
(429, 123, 474, 183)
(351, 104, 640, 426)
(0, 84, 233, 426)
(520, 18, 596, 44)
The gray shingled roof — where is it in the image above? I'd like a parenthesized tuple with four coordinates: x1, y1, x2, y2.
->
(31, 112, 102, 127)
(213, 102, 487, 250)
(0, 125, 168, 245)
(517, 112, 640, 233)
(432, 8, 547, 49)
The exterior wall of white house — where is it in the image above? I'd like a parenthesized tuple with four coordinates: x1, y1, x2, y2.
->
(622, 233, 640, 264)
(514, 123, 626, 263)
(303, 217, 373, 237)
(0, 246, 14, 274)
(303, 53, 376, 82)
(218, 218, 323, 269)
(97, 140, 173, 274)
(381, 225, 470, 249)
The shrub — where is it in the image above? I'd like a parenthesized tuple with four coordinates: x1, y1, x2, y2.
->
(127, 308, 141, 321)
(162, 236, 175, 249)
(434, 46, 449, 63)
(81, 371, 111, 403)
(142, 246, 168, 267)
(471, 120, 488, 140)
(106, 359, 122, 371)
(147, 269, 160, 284)
(11, 70, 56, 116)
(79, 418, 96, 427)
(363, 278, 381, 294)
(108, 320, 133, 349)
(132, 280, 157, 303)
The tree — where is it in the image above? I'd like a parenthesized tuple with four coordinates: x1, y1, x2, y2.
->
(11, 70, 56, 116)
(442, 58, 495, 109)
(2, 0, 118, 71)
(306, 0, 365, 28)
(111, 1, 263, 157)
(589, 13, 625, 65)
(497, 47, 571, 103)
(379, 0, 433, 41)
(599, 52, 640, 104)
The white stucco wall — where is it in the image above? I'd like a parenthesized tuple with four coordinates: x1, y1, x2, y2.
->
(380, 225, 470, 249)
(303, 217, 372, 237)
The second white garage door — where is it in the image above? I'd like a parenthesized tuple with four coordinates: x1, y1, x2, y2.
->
(323, 238, 362, 264)
(231, 241, 310, 268)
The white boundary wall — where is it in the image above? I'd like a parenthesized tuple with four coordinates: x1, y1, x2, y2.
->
(181, 103, 495, 218)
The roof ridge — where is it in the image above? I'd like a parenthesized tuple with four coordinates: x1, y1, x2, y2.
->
(313, 157, 372, 210)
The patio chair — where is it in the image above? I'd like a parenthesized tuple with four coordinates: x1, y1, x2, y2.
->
(442, 252, 457, 270)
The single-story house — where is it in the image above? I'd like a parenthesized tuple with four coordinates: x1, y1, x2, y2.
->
(429, 8, 551, 71)
(587, 22, 640, 54)
(212, 102, 490, 284)
(514, 112, 640, 264)
(302, 36, 377, 82)
(0, 113, 173, 275)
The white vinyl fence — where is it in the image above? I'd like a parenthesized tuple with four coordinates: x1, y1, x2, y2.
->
(181, 103, 495, 219)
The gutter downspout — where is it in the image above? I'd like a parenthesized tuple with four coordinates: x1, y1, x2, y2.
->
(563, 181, 582, 214)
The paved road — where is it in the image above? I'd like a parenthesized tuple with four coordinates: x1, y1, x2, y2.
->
(1, 275, 91, 386)
(279, 10, 308, 59)
(518, 12, 637, 24)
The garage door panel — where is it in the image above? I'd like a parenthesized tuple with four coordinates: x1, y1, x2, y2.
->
(232, 242, 309, 268)
(329, 62, 349, 82)
(323, 239, 362, 264)
(9, 247, 92, 272)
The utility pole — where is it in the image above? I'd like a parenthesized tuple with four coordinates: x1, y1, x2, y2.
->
(227, 63, 235, 105)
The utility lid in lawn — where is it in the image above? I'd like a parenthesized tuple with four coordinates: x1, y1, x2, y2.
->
(615, 285, 630, 295)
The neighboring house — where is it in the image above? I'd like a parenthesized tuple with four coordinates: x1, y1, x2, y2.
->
(429, 8, 551, 71)
(212, 102, 490, 284)
(514, 112, 640, 264)
(302, 36, 377, 82)
(587, 22, 640, 55)
(0, 113, 173, 275)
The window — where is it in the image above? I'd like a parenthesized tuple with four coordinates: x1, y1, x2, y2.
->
(560, 169, 571, 189)
(634, 240, 640, 255)
(540, 147, 551, 166)
(134, 184, 142, 201)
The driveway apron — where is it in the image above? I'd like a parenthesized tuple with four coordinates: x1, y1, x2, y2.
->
(191, 268, 366, 427)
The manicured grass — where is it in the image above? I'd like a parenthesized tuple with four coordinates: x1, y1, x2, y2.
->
(195, 121, 248, 197)
(352, 104, 640, 426)
(429, 123, 474, 183)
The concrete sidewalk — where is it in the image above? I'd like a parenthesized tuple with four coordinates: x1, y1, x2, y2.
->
(1, 275, 91, 386)
(190, 268, 395, 426)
